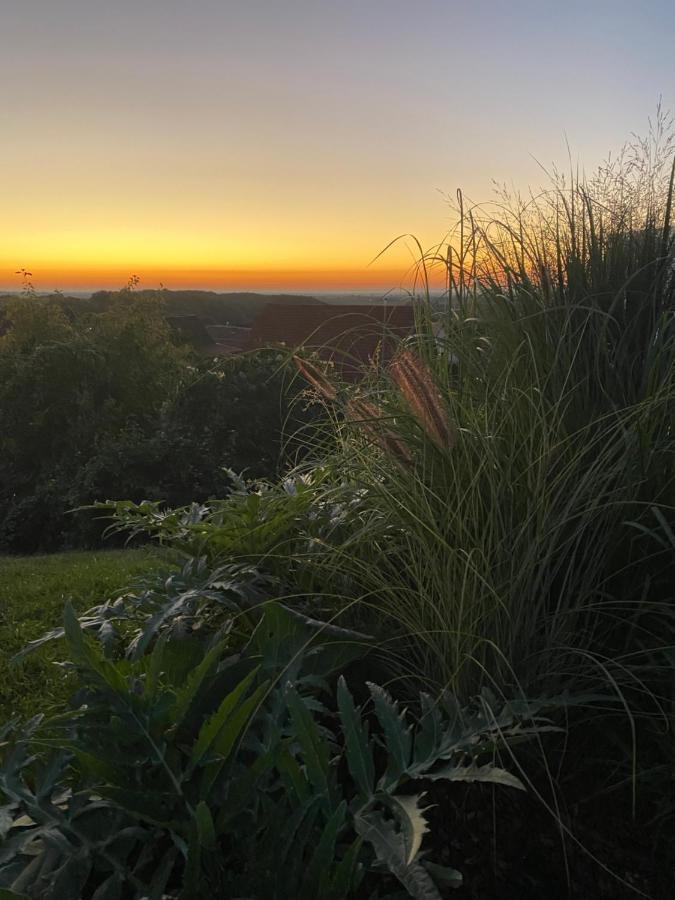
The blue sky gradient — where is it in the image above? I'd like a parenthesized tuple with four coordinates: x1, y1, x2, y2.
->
(1, 0, 673, 289)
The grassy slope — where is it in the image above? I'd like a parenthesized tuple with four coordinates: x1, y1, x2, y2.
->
(0, 548, 167, 721)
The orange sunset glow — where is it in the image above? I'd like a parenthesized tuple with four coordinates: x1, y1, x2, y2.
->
(1, 1, 672, 293)
(14, 265, 423, 293)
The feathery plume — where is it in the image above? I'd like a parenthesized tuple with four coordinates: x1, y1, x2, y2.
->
(388, 349, 456, 449)
(293, 355, 338, 401)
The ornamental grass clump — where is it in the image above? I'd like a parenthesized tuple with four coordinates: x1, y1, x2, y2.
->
(293, 114, 675, 716)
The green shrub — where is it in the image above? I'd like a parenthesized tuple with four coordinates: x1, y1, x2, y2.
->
(1, 601, 545, 898)
(279, 125, 675, 707)
(156, 351, 321, 503)
(0, 296, 317, 552)
(0, 298, 186, 552)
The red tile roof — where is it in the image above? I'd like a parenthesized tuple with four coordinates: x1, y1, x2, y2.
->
(247, 303, 415, 374)
(205, 324, 252, 355)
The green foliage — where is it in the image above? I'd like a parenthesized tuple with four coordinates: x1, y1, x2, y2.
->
(3, 118, 673, 895)
(275, 125, 675, 712)
(155, 352, 320, 505)
(93, 465, 362, 599)
(0, 296, 317, 552)
(0, 299, 185, 551)
(1, 600, 544, 898)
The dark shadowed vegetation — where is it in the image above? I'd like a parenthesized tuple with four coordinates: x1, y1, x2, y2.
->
(0, 296, 320, 553)
(0, 289, 324, 329)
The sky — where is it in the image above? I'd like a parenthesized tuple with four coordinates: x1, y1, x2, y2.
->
(1, 0, 673, 293)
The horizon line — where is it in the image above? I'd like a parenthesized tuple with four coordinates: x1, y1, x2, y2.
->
(0, 264, 446, 294)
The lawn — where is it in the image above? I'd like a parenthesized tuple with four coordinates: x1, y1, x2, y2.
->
(0, 548, 167, 721)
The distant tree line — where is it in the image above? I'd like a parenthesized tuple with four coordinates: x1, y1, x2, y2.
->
(0, 288, 323, 328)
(0, 296, 318, 553)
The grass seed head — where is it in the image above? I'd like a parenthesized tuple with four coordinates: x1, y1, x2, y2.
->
(389, 349, 456, 450)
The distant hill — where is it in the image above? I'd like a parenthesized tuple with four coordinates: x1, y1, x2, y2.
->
(87, 290, 325, 326)
(0, 290, 325, 327)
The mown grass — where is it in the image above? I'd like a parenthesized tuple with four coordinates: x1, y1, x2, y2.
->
(0, 548, 168, 721)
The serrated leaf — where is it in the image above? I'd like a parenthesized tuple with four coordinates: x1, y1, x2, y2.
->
(62, 603, 126, 694)
(387, 793, 430, 865)
(336, 677, 374, 798)
(368, 682, 412, 787)
(285, 685, 333, 805)
(354, 807, 441, 900)
(190, 667, 258, 768)
(129, 595, 190, 661)
(199, 680, 269, 795)
(63, 602, 95, 665)
(412, 692, 443, 772)
(11, 628, 66, 664)
(427, 760, 525, 791)
(172, 637, 229, 726)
